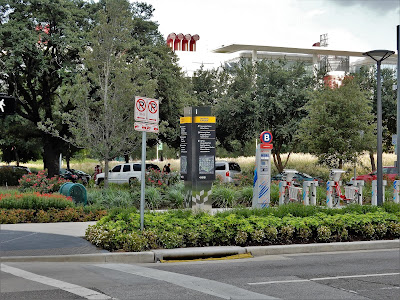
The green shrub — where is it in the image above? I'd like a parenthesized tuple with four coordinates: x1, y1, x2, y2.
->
(85, 208, 400, 252)
(250, 229, 265, 244)
(122, 232, 147, 252)
(0, 192, 74, 210)
(280, 225, 295, 243)
(234, 231, 248, 245)
(0, 167, 27, 186)
(0, 207, 106, 224)
(264, 227, 278, 242)
(337, 228, 349, 241)
(164, 185, 185, 208)
(374, 223, 387, 238)
(388, 222, 400, 237)
(361, 223, 375, 239)
(211, 186, 236, 208)
(158, 231, 184, 249)
(317, 226, 331, 242)
(235, 186, 253, 207)
(297, 226, 312, 242)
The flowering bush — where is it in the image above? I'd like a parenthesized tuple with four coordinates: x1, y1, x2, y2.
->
(18, 170, 68, 193)
(145, 169, 179, 189)
(0, 207, 107, 224)
(0, 192, 73, 210)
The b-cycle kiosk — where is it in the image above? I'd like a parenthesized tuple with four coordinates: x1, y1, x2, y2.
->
(253, 131, 273, 208)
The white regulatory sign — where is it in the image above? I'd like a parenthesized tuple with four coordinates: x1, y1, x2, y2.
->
(146, 98, 159, 124)
(134, 122, 159, 133)
(135, 96, 147, 122)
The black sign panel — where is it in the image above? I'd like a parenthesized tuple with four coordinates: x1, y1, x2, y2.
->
(180, 121, 192, 181)
(180, 107, 216, 183)
(0, 95, 16, 115)
(196, 122, 216, 181)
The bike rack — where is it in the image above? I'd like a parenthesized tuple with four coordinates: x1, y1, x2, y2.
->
(326, 169, 346, 208)
(394, 180, 400, 204)
(279, 169, 300, 205)
(371, 180, 387, 206)
(303, 181, 318, 205)
(347, 179, 364, 205)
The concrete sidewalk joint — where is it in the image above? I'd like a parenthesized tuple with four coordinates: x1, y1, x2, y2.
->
(1, 240, 398, 263)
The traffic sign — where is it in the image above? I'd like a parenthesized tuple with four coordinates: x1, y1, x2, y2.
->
(134, 96, 147, 121)
(147, 99, 159, 123)
(134, 122, 159, 133)
(0, 95, 16, 115)
(260, 131, 273, 144)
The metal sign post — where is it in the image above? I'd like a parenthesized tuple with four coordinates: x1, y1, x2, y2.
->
(134, 96, 159, 230)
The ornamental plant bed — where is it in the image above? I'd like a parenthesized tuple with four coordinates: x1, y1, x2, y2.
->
(0, 191, 107, 223)
(85, 204, 400, 252)
(0, 192, 74, 210)
(0, 207, 107, 224)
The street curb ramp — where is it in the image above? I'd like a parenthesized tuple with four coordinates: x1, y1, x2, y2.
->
(1, 240, 399, 263)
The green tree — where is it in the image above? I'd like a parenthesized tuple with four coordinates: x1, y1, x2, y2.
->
(215, 59, 313, 171)
(298, 78, 375, 168)
(353, 66, 397, 170)
(0, 0, 93, 176)
(0, 115, 42, 165)
(65, 0, 156, 188)
(255, 59, 313, 172)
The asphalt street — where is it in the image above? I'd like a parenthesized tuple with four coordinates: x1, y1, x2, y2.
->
(1, 248, 399, 300)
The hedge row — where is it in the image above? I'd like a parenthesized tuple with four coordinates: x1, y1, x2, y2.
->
(0, 192, 74, 210)
(0, 207, 107, 224)
(85, 207, 400, 252)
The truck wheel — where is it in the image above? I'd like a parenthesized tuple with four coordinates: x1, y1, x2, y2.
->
(97, 178, 104, 186)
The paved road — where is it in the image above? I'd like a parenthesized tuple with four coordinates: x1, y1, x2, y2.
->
(1, 249, 399, 299)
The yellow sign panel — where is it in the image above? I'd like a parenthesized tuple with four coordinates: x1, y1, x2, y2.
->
(180, 117, 192, 124)
(194, 116, 216, 123)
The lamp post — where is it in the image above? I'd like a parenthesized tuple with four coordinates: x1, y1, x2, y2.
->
(363, 50, 395, 206)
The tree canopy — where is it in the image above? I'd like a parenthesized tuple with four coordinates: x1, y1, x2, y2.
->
(0, 0, 93, 176)
(298, 78, 375, 168)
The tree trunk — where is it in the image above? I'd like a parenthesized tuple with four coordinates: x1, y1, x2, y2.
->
(14, 148, 20, 166)
(104, 153, 110, 189)
(43, 135, 60, 177)
(339, 158, 343, 169)
(66, 155, 71, 170)
(124, 154, 129, 163)
(369, 151, 376, 171)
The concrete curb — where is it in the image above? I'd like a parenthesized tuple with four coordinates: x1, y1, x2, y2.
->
(1, 240, 398, 263)
(1, 252, 155, 263)
(245, 239, 400, 256)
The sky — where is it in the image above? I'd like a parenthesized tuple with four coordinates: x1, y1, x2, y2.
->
(142, 0, 400, 74)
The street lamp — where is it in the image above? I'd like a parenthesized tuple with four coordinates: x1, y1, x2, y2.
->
(363, 50, 395, 206)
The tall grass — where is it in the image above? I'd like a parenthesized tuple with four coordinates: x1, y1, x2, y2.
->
(16, 152, 397, 180)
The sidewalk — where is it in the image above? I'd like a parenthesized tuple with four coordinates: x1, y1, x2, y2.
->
(1, 222, 399, 263)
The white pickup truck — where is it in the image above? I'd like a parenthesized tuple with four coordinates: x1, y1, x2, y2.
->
(95, 163, 160, 185)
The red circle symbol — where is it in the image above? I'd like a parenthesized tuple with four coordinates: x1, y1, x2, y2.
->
(136, 99, 146, 112)
(260, 131, 273, 144)
(148, 100, 158, 114)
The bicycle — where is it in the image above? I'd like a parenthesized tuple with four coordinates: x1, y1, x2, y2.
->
(281, 181, 303, 204)
(331, 181, 359, 207)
